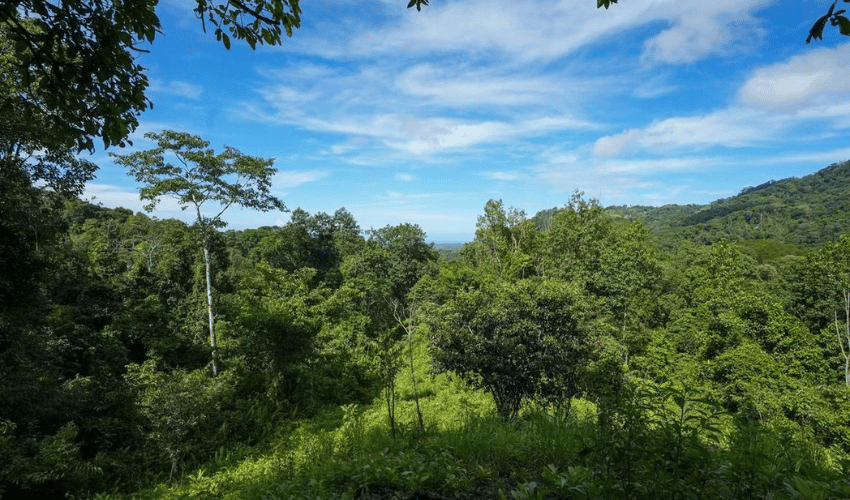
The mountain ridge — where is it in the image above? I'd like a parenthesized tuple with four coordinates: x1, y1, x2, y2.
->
(604, 160, 850, 247)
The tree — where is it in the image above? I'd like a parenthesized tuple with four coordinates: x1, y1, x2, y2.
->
(340, 223, 437, 437)
(809, 236, 850, 386)
(0, 22, 97, 196)
(426, 275, 600, 421)
(470, 200, 537, 280)
(1, 0, 301, 153)
(112, 130, 286, 376)
(832, 290, 850, 387)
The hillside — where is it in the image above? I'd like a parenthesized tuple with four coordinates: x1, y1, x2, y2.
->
(606, 160, 850, 247)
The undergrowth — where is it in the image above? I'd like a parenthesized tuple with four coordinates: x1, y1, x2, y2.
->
(91, 341, 850, 500)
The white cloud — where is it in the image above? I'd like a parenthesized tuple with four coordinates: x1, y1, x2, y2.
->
(248, 104, 594, 156)
(387, 115, 595, 155)
(592, 128, 643, 157)
(396, 64, 560, 107)
(480, 170, 524, 181)
(592, 41, 850, 159)
(641, 0, 771, 65)
(591, 108, 773, 155)
(274, 170, 330, 187)
(395, 172, 416, 181)
(323, 137, 373, 156)
(738, 43, 850, 112)
(149, 79, 204, 99)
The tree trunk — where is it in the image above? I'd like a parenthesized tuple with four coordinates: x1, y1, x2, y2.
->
(203, 238, 218, 376)
(408, 331, 425, 434)
(840, 289, 850, 387)
(394, 300, 425, 434)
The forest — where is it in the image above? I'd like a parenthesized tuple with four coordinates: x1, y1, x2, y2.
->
(2, 157, 850, 500)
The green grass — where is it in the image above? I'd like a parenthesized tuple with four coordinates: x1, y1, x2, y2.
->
(95, 340, 850, 500)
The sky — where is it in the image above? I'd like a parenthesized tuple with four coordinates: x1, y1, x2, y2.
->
(82, 0, 850, 242)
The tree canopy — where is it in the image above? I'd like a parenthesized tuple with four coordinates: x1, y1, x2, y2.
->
(0, 0, 301, 153)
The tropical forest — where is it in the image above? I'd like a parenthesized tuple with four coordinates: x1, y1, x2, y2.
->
(4, 152, 850, 499)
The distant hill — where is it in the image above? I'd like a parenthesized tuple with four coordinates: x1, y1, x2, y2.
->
(605, 160, 850, 248)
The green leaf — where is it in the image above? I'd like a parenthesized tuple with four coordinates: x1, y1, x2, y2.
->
(836, 15, 850, 35)
(222, 33, 231, 50)
(807, 13, 830, 43)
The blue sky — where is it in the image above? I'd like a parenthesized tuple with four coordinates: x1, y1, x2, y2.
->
(83, 0, 850, 242)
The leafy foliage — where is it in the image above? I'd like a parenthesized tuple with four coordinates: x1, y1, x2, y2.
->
(6, 167, 850, 499)
(0, 0, 302, 152)
(807, 0, 850, 43)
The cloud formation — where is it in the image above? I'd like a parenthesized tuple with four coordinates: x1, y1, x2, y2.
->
(738, 44, 850, 112)
(274, 170, 330, 187)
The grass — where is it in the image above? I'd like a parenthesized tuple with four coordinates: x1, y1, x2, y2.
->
(92, 340, 850, 500)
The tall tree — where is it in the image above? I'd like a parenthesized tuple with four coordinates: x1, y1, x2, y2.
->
(470, 199, 536, 279)
(341, 223, 437, 437)
(112, 130, 286, 376)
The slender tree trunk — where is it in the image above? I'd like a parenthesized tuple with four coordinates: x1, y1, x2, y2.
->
(202, 236, 218, 376)
(407, 324, 425, 434)
(394, 300, 425, 434)
(622, 306, 629, 370)
(385, 356, 396, 439)
(837, 289, 850, 387)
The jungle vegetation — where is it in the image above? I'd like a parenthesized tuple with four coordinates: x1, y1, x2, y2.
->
(2, 159, 850, 499)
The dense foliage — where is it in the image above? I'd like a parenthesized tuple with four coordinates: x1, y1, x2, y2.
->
(2, 162, 850, 499)
(0, 0, 302, 152)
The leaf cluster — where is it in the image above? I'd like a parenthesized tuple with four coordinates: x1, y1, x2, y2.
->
(808, 0, 850, 43)
(195, 0, 301, 50)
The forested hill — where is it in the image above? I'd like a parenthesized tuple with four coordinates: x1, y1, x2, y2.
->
(605, 160, 850, 247)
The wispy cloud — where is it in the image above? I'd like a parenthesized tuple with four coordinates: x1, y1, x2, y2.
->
(632, 74, 678, 98)
(591, 108, 777, 156)
(274, 170, 330, 187)
(738, 43, 850, 112)
(480, 170, 524, 181)
(641, 0, 771, 65)
(149, 79, 204, 99)
(396, 64, 561, 107)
